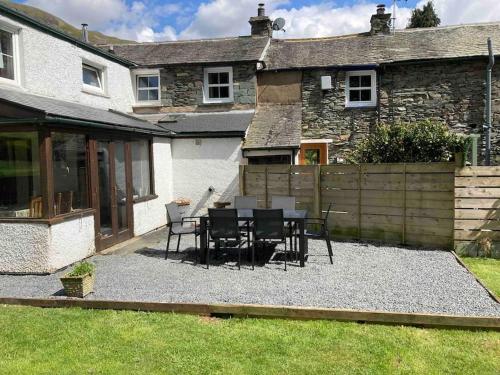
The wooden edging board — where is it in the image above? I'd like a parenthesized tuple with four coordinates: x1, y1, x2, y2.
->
(450, 251, 500, 304)
(0, 296, 498, 331)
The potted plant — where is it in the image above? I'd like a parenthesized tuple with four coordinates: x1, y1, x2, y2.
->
(60, 261, 95, 298)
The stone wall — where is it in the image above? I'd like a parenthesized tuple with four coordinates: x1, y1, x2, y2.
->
(158, 63, 257, 111)
(301, 59, 500, 164)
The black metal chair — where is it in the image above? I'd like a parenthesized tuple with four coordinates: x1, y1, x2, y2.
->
(271, 195, 297, 258)
(165, 202, 200, 260)
(207, 209, 247, 270)
(252, 209, 288, 271)
(300, 203, 334, 264)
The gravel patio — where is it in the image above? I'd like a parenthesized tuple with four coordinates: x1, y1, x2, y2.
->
(0, 228, 499, 317)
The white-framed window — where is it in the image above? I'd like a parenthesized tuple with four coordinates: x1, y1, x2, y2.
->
(203, 67, 233, 103)
(82, 62, 105, 94)
(0, 24, 20, 86)
(136, 74, 159, 102)
(345, 70, 377, 108)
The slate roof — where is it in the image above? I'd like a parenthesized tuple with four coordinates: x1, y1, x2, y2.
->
(264, 23, 500, 70)
(136, 111, 254, 136)
(0, 88, 170, 135)
(107, 37, 270, 66)
(243, 104, 302, 150)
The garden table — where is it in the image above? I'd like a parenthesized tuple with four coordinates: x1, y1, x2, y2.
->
(199, 208, 309, 267)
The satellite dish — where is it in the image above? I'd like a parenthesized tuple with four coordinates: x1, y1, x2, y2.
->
(272, 17, 286, 31)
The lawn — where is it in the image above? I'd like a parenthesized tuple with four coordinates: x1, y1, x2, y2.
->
(461, 257, 500, 297)
(0, 305, 499, 374)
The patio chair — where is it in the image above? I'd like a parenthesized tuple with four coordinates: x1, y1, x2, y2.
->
(300, 203, 334, 264)
(271, 195, 296, 256)
(207, 209, 247, 270)
(252, 209, 288, 271)
(234, 195, 258, 209)
(165, 202, 200, 260)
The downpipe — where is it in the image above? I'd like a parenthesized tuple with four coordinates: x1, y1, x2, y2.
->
(484, 38, 495, 165)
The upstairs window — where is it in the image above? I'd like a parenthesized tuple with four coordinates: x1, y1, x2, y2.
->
(345, 70, 377, 108)
(136, 75, 159, 102)
(203, 67, 233, 103)
(82, 63, 103, 92)
(0, 28, 17, 83)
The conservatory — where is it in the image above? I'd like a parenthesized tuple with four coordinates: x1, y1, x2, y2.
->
(0, 88, 172, 273)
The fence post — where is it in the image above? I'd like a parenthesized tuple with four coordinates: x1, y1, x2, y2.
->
(239, 165, 246, 195)
(402, 163, 407, 245)
(264, 166, 268, 208)
(313, 165, 321, 218)
(358, 164, 362, 239)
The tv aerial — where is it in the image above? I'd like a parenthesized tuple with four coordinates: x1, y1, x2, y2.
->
(272, 17, 286, 33)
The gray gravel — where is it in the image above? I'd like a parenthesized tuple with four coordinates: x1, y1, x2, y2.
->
(1, 230, 499, 317)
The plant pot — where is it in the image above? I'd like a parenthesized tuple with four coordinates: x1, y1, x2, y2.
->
(60, 273, 95, 298)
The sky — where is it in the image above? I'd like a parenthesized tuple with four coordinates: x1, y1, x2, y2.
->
(13, 0, 500, 42)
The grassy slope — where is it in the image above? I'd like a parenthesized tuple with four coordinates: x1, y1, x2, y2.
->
(0, 305, 499, 374)
(0, 0, 133, 45)
(461, 257, 500, 297)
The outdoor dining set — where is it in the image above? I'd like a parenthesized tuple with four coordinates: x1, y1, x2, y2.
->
(165, 196, 334, 270)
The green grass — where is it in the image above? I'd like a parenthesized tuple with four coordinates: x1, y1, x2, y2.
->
(461, 257, 500, 297)
(0, 305, 498, 374)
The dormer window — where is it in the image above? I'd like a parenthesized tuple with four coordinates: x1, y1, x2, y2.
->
(203, 67, 233, 103)
(345, 70, 377, 108)
(82, 64, 102, 90)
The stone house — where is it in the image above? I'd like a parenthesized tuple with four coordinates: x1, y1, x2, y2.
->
(243, 4, 500, 165)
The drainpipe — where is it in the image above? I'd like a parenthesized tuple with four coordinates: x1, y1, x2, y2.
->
(484, 37, 495, 165)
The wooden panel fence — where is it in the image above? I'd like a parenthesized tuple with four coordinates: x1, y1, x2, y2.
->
(239, 163, 500, 255)
(240, 163, 456, 249)
(454, 166, 500, 257)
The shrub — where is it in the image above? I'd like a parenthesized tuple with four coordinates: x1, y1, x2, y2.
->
(351, 120, 467, 163)
(67, 261, 95, 277)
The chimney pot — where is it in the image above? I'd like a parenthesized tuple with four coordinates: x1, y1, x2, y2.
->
(376, 4, 385, 15)
(81, 23, 89, 43)
(258, 3, 265, 17)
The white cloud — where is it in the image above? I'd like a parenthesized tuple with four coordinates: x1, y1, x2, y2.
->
(271, 3, 412, 39)
(179, 0, 288, 39)
(26, 0, 128, 29)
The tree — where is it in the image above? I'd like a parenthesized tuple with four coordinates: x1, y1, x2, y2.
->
(407, 1, 441, 28)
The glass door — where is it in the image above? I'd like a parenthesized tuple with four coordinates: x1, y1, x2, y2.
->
(94, 139, 133, 250)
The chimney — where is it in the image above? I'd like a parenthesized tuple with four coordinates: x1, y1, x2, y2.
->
(249, 3, 272, 37)
(370, 4, 391, 35)
(81, 23, 89, 43)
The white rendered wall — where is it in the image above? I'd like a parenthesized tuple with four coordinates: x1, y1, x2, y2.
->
(133, 137, 173, 236)
(48, 215, 95, 272)
(172, 137, 242, 216)
(0, 222, 50, 273)
(0, 14, 135, 113)
(0, 215, 94, 274)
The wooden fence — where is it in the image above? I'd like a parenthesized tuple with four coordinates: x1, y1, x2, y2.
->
(454, 166, 500, 256)
(240, 163, 456, 249)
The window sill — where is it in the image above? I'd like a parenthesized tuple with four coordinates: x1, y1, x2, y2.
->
(132, 102, 162, 109)
(345, 104, 377, 109)
(200, 101, 234, 106)
(0, 208, 95, 225)
(133, 194, 158, 204)
(82, 87, 109, 98)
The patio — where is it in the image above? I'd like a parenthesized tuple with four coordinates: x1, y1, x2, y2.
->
(0, 228, 499, 317)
